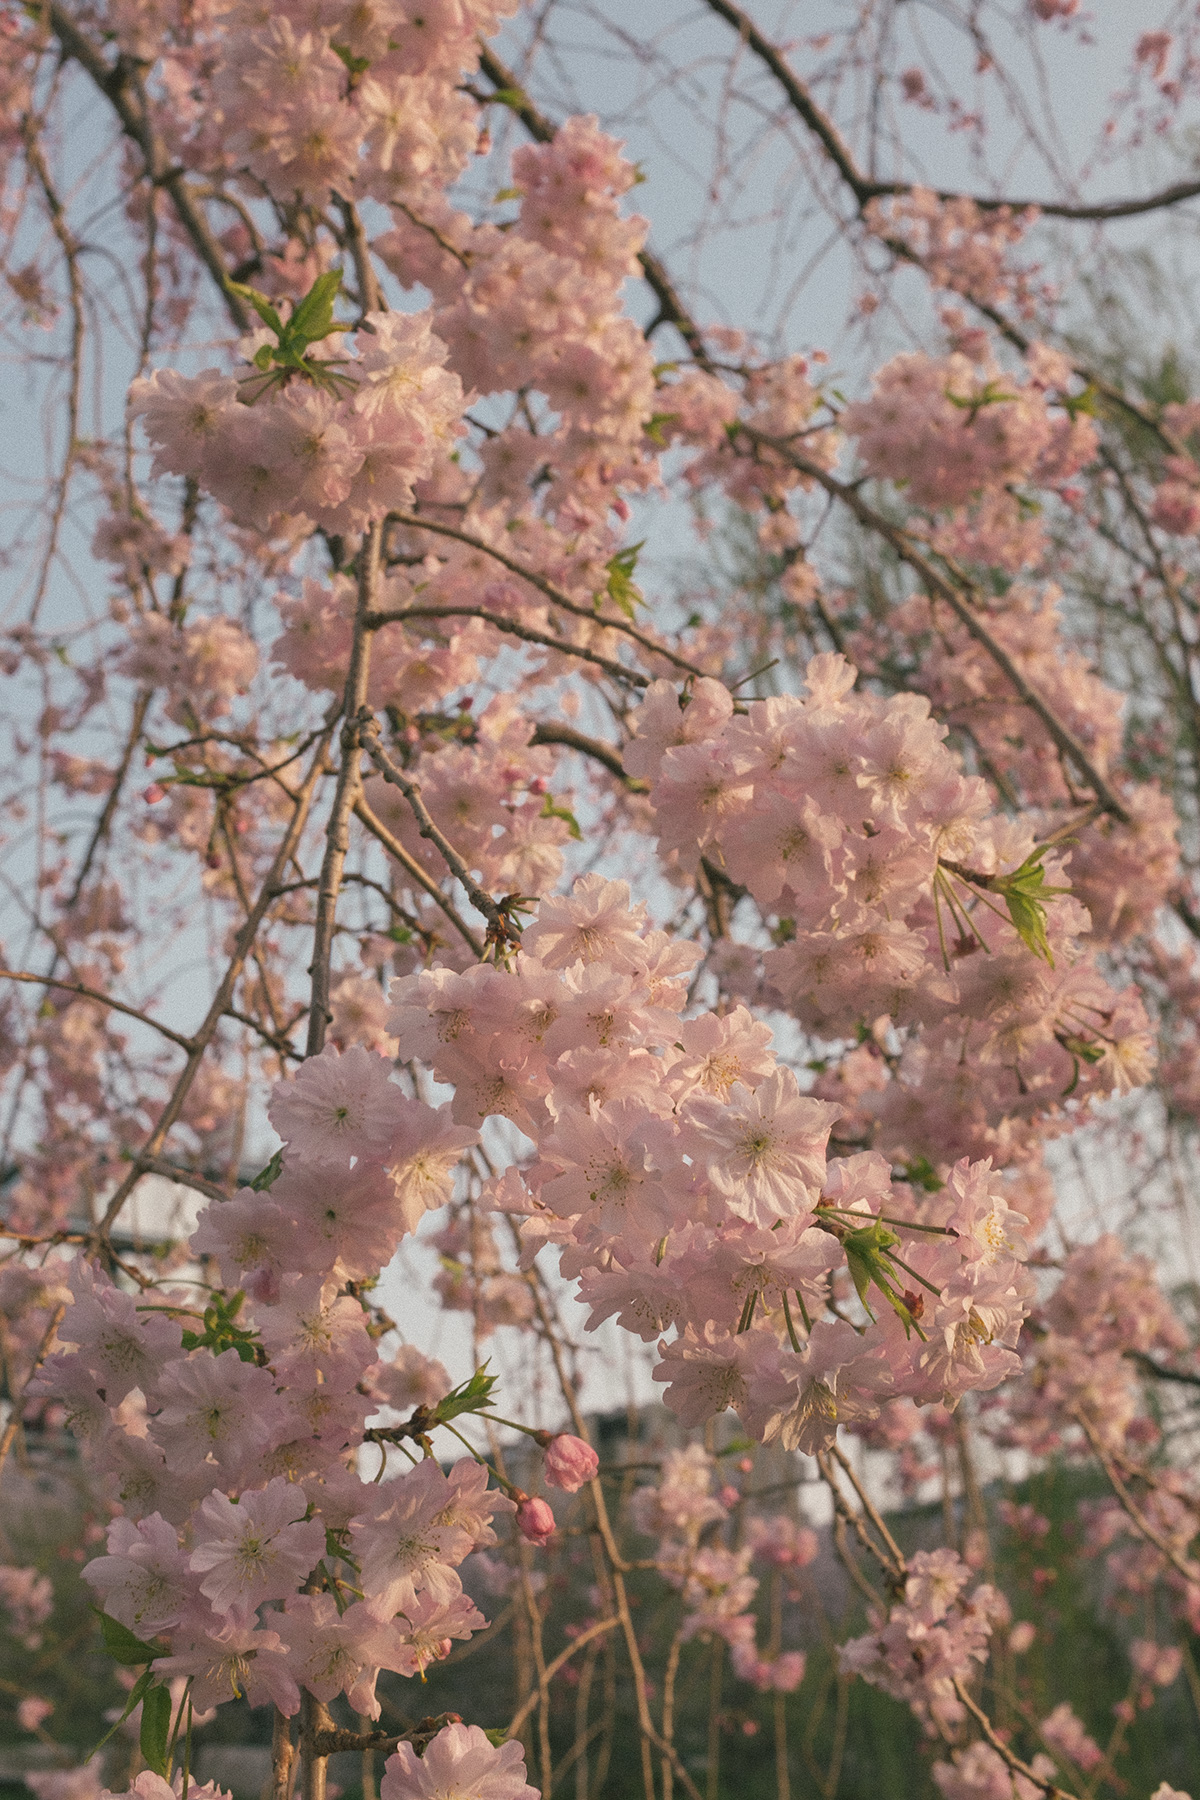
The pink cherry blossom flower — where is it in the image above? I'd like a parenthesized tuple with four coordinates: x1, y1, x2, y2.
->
(266, 1044, 407, 1167)
(522, 872, 648, 971)
(374, 1345, 451, 1413)
(350, 1457, 474, 1608)
(83, 1513, 195, 1634)
(153, 1616, 300, 1715)
(685, 1071, 840, 1227)
(189, 1479, 326, 1614)
(278, 1594, 404, 1719)
(150, 1349, 287, 1483)
(17, 1696, 52, 1732)
(381, 1723, 538, 1800)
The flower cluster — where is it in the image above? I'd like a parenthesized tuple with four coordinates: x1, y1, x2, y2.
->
(839, 1549, 1008, 1733)
(131, 310, 465, 537)
(33, 1051, 514, 1720)
(627, 654, 1152, 1168)
(391, 872, 1037, 1431)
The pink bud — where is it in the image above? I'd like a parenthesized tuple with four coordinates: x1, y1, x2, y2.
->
(543, 1434, 599, 1493)
(516, 1496, 556, 1546)
(612, 496, 631, 522)
(717, 1484, 740, 1509)
(143, 782, 167, 804)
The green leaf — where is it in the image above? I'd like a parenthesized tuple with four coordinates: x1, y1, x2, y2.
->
(493, 186, 522, 203)
(1063, 383, 1098, 420)
(487, 89, 527, 112)
(88, 1667, 156, 1760)
(330, 41, 370, 73)
(643, 412, 678, 447)
(288, 271, 344, 348)
(226, 280, 284, 337)
(990, 850, 1071, 967)
(539, 792, 582, 840)
(97, 1609, 160, 1665)
(325, 1525, 357, 1564)
(841, 1220, 901, 1322)
(431, 1364, 498, 1426)
(603, 541, 645, 620)
(944, 378, 1018, 417)
(899, 1155, 944, 1193)
(139, 1682, 173, 1777)
(250, 1148, 284, 1191)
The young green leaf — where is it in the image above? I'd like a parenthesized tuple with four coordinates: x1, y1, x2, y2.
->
(250, 1148, 284, 1191)
(990, 851, 1071, 966)
(226, 281, 284, 338)
(139, 1681, 173, 1777)
(604, 541, 645, 620)
(431, 1365, 498, 1425)
(288, 271, 344, 348)
(97, 1609, 161, 1665)
(539, 793, 582, 840)
(87, 1667, 156, 1760)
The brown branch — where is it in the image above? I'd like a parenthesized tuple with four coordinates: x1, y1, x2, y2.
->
(0, 1302, 65, 1481)
(21, 119, 84, 627)
(132, 1155, 231, 1205)
(369, 601, 651, 687)
(0, 968, 195, 1051)
(95, 727, 333, 1239)
(1124, 1348, 1200, 1389)
(384, 509, 701, 676)
(738, 428, 1132, 823)
(952, 1678, 1078, 1800)
(700, 0, 1200, 223)
(829, 1442, 907, 1576)
(1074, 1409, 1200, 1585)
(307, 521, 381, 1056)
(352, 796, 484, 956)
(311, 1713, 462, 1758)
(529, 722, 647, 790)
(335, 194, 382, 315)
(817, 1452, 901, 1597)
(505, 1616, 620, 1738)
(358, 715, 516, 940)
(47, 4, 249, 331)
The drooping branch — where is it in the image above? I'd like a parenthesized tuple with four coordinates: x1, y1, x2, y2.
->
(357, 714, 514, 945)
(307, 520, 381, 1056)
(384, 509, 703, 677)
(700, 0, 1200, 225)
(367, 601, 653, 687)
(47, 4, 249, 330)
(0, 968, 195, 1051)
(736, 427, 1133, 823)
(96, 727, 334, 1239)
(353, 796, 485, 957)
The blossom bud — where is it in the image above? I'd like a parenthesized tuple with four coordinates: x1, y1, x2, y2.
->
(543, 1434, 598, 1493)
(143, 783, 167, 804)
(516, 1496, 556, 1546)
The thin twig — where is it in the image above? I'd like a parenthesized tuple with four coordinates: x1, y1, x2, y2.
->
(307, 521, 381, 1056)
(505, 1616, 620, 1737)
